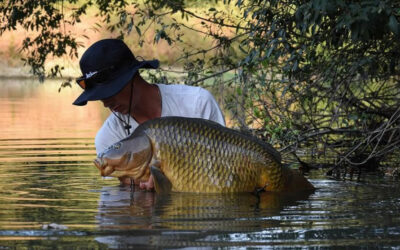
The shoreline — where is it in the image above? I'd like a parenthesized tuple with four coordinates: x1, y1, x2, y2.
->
(0, 75, 73, 81)
(0, 62, 78, 81)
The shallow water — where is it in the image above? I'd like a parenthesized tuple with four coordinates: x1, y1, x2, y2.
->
(0, 79, 400, 249)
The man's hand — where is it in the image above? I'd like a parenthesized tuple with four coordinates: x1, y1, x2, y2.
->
(118, 176, 134, 186)
(139, 175, 154, 190)
(118, 176, 154, 191)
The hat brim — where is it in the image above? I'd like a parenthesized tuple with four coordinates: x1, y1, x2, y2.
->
(73, 60, 159, 106)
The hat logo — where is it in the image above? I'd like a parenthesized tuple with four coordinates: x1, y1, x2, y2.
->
(85, 71, 98, 79)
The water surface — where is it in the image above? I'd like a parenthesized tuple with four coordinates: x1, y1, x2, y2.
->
(0, 79, 400, 249)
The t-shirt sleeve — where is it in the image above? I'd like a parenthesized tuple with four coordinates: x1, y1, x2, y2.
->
(196, 89, 226, 126)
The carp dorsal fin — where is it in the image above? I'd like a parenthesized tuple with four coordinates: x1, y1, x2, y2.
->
(150, 165, 172, 194)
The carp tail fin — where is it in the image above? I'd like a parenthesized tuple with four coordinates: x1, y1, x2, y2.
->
(283, 167, 315, 192)
(150, 165, 172, 194)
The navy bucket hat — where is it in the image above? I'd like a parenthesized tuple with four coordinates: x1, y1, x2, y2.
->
(73, 39, 159, 106)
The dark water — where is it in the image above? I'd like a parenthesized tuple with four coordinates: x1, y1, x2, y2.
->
(1, 79, 400, 249)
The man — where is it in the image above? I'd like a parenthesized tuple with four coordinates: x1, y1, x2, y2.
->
(73, 39, 225, 189)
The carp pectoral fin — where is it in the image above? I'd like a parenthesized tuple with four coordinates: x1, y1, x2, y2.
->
(150, 166, 172, 194)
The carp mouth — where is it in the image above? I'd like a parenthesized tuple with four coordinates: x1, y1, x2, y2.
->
(93, 155, 129, 177)
(93, 152, 145, 178)
(94, 157, 115, 176)
(93, 132, 154, 180)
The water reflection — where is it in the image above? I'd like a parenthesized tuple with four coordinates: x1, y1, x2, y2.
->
(96, 187, 314, 231)
(93, 179, 400, 248)
(95, 187, 314, 248)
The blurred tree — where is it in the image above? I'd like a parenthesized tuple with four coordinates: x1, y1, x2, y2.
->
(1, 0, 400, 174)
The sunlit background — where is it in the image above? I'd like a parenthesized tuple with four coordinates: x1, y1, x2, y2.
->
(0, 79, 107, 139)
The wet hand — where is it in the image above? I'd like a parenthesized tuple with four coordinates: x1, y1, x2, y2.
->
(139, 175, 154, 191)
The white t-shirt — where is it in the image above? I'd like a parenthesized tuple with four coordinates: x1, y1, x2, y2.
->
(95, 84, 225, 155)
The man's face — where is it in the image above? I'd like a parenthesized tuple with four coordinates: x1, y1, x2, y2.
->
(101, 82, 132, 114)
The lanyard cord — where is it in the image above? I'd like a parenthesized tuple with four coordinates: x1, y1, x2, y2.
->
(126, 81, 134, 133)
(111, 81, 134, 136)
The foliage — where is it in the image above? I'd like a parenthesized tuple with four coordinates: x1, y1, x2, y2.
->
(0, 0, 83, 80)
(1, 0, 400, 173)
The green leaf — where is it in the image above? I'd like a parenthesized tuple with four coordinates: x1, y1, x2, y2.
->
(266, 45, 274, 57)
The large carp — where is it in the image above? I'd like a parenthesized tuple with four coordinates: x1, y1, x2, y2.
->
(94, 117, 314, 193)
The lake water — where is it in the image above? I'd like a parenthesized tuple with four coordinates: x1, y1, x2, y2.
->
(0, 79, 400, 249)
